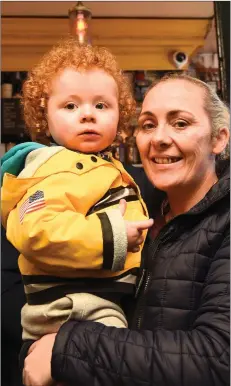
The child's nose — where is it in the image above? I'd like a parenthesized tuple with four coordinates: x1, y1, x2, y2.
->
(79, 106, 96, 123)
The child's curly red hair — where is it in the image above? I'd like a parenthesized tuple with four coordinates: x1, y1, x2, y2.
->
(22, 36, 136, 144)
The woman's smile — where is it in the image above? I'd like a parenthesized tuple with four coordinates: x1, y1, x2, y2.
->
(151, 156, 182, 164)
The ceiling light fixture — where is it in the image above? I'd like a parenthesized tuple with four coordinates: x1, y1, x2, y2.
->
(68, 1, 92, 45)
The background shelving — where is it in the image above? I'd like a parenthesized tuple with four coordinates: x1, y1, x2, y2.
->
(1, 64, 221, 164)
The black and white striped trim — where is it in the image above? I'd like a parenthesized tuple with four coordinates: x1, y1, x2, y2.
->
(87, 186, 139, 215)
(97, 208, 127, 272)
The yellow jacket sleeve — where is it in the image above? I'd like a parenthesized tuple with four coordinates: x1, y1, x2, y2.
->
(6, 172, 128, 275)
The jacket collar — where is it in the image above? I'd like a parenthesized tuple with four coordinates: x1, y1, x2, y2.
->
(153, 159, 230, 218)
(51, 142, 113, 162)
(190, 159, 230, 214)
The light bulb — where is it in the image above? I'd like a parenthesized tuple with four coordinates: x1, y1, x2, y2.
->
(76, 13, 87, 33)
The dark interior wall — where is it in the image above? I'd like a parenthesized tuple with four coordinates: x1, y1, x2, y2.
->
(214, 1, 230, 104)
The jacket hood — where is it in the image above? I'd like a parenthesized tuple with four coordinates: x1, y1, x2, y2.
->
(193, 159, 230, 213)
(1, 142, 47, 227)
(1, 142, 46, 185)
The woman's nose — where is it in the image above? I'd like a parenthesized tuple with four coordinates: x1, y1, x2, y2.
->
(150, 126, 172, 149)
(79, 106, 96, 123)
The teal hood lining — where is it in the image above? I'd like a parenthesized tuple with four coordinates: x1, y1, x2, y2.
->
(1, 142, 46, 185)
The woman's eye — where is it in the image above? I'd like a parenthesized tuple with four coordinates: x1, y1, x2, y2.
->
(96, 102, 106, 110)
(141, 122, 155, 130)
(174, 120, 188, 129)
(64, 103, 77, 110)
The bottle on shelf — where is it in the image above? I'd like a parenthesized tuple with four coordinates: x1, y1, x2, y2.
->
(125, 134, 141, 165)
(134, 71, 150, 102)
(5, 142, 17, 151)
(13, 72, 22, 98)
(112, 135, 126, 163)
(1, 72, 13, 98)
(0, 143, 6, 157)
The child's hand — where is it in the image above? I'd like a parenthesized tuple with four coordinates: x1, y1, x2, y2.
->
(119, 199, 154, 253)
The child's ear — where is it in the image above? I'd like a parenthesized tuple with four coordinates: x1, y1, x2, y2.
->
(212, 127, 230, 155)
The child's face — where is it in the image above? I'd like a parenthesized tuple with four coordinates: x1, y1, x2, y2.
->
(46, 68, 119, 153)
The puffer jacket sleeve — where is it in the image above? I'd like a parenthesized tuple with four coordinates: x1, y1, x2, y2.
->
(51, 229, 230, 386)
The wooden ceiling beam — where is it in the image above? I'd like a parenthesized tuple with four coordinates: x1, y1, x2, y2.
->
(2, 17, 211, 71)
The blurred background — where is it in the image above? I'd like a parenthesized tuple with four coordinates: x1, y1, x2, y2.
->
(1, 1, 230, 164)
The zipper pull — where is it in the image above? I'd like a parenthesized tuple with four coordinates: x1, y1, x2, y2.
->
(135, 268, 146, 298)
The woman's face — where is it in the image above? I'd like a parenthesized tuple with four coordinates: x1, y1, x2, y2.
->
(137, 79, 226, 193)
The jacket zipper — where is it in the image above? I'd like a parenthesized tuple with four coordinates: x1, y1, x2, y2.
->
(136, 271, 151, 329)
(135, 268, 146, 299)
(135, 182, 229, 330)
(135, 225, 176, 330)
(136, 239, 161, 329)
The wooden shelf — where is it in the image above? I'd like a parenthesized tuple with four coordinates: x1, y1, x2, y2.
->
(2, 17, 211, 71)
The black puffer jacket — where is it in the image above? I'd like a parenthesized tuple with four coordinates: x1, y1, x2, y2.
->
(52, 162, 230, 386)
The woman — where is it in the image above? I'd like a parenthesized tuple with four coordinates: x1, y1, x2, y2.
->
(23, 74, 230, 386)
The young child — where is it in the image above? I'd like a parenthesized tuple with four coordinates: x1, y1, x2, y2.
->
(1, 37, 153, 349)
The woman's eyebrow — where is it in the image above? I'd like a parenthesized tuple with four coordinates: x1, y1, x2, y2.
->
(167, 110, 194, 118)
(139, 111, 155, 119)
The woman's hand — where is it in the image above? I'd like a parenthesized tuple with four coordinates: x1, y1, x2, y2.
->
(23, 333, 58, 386)
(119, 199, 154, 252)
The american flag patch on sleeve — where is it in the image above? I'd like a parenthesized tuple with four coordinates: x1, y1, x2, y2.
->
(19, 190, 45, 223)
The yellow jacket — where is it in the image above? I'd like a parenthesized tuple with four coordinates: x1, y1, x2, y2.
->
(2, 146, 148, 282)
